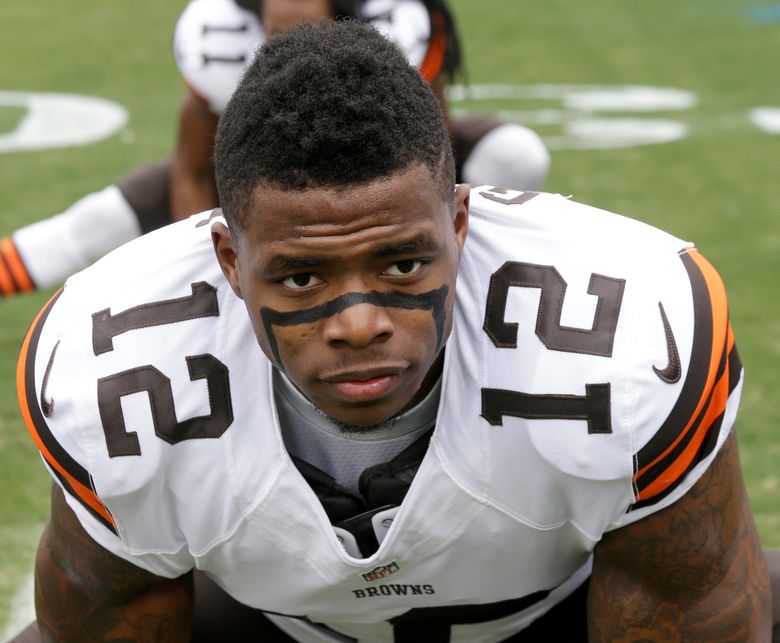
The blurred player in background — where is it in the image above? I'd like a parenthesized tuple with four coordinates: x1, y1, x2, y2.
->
(0, 0, 549, 297)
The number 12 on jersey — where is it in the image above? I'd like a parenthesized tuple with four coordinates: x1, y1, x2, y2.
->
(92, 282, 234, 457)
(480, 261, 625, 435)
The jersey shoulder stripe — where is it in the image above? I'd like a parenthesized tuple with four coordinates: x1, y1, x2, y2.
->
(17, 289, 117, 534)
(1, 236, 35, 292)
(631, 248, 741, 509)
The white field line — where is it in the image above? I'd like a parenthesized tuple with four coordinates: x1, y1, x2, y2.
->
(1, 572, 34, 643)
(0, 91, 128, 153)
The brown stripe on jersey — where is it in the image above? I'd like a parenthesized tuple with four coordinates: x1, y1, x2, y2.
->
(389, 588, 552, 638)
(632, 336, 736, 510)
(630, 249, 736, 510)
(0, 236, 36, 292)
(644, 321, 731, 480)
(696, 327, 742, 465)
(16, 290, 117, 534)
(727, 326, 742, 394)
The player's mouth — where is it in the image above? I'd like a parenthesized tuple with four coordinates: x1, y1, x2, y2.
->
(320, 367, 408, 403)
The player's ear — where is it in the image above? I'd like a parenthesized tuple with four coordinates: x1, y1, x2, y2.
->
(452, 183, 470, 256)
(212, 222, 244, 299)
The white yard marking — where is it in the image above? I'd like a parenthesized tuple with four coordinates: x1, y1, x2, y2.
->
(0, 572, 34, 643)
(449, 83, 780, 148)
(0, 91, 127, 153)
(749, 107, 780, 134)
(448, 83, 697, 150)
(1, 85, 776, 155)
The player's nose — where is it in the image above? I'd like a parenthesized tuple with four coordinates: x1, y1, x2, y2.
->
(322, 302, 394, 349)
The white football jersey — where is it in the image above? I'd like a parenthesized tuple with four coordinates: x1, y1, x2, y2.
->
(174, 0, 439, 113)
(19, 189, 742, 642)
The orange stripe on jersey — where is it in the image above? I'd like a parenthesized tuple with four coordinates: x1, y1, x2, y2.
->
(635, 250, 728, 477)
(689, 248, 730, 376)
(17, 291, 117, 531)
(1, 237, 35, 292)
(631, 249, 736, 508)
(419, 12, 447, 83)
(0, 255, 14, 295)
(635, 356, 731, 501)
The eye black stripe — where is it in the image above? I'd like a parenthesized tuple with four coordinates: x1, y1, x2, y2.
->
(260, 286, 448, 364)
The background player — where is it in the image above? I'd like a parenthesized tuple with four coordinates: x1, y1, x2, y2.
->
(0, 0, 549, 296)
(12, 19, 776, 642)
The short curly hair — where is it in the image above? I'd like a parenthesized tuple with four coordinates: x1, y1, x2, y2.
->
(214, 19, 454, 230)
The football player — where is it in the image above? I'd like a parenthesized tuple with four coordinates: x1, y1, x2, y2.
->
(0, 0, 549, 297)
(12, 19, 777, 643)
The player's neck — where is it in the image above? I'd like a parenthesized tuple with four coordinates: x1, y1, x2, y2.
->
(400, 350, 445, 416)
(273, 352, 444, 438)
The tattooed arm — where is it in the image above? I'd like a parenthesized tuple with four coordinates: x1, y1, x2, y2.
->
(589, 432, 772, 642)
(35, 484, 194, 643)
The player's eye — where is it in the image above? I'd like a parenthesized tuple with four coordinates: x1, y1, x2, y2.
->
(383, 259, 425, 277)
(281, 273, 323, 290)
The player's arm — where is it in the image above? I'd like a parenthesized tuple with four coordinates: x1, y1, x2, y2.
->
(35, 484, 194, 642)
(170, 90, 219, 221)
(588, 432, 772, 641)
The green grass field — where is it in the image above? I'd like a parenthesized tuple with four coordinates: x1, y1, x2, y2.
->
(1, 0, 779, 635)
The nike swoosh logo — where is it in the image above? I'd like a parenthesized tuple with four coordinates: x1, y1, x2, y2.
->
(40, 340, 60, 417)
(653, 302, 681, 384)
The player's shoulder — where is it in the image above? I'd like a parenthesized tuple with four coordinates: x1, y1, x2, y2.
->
(19, 209, 236, 491)
(441, 187, 741, 533)
(173, 0, 263, 113)
(18, 211, 279, 568)
(461, 187, 697, 313)
(466, 187, 689, 259)
(65, 209, 223, 302)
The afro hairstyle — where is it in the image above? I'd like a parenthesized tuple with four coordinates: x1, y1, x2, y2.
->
(213, 18, 454, 230)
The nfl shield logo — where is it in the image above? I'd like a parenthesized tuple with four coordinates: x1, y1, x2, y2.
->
(361, 561, 400, 582)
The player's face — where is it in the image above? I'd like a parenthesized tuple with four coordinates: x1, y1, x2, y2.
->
(261, 0, 333, 36)
(214, 163, 470, 428)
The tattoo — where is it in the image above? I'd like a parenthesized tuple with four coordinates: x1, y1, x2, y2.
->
(36, 485, 193, 642)
(588, 433, 772, 641)
(260, 285, 449, 365)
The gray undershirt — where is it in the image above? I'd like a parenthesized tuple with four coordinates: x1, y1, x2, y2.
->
(273, 369, 441, 493)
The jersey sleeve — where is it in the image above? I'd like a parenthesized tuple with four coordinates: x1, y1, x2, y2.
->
(17, 288, 197, 577)
(611, 247, 743, 528)
(17, 291, 113, 533)
(16, 213, 236, 578)
(173, 0, 263, 113)
(444, 190, 745, 541)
